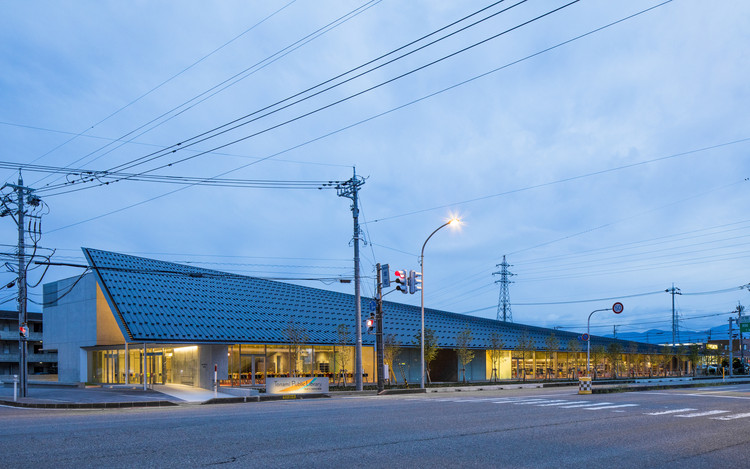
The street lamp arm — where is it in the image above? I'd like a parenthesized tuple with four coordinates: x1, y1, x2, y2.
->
(420, 221, 452, 263)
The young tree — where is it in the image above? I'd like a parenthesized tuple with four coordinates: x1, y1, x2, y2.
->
(336, 323, 352, 385)
(455, 327, 475, 383)
(414, 328, 438, 384)
(544, 333, 560, 380)
(383, 334, 401, 384)
(590, 345, 606, 379)
(514, 330, 534, 382)
(658, 347, 672, 376)
(687, 344, 701, 376)
(606, 343, 623, 379)
(285, 321, 308, 377)
(566, 339, 581, 379)
(489, 332, 505, 383)
(627, 343, 640, 377)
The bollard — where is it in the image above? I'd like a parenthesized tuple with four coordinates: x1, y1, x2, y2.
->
(578, 376, 592, 395)
(13, 374, 18, 402)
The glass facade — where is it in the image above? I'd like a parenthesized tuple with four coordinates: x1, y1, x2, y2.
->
(226, 344, 375, 386)
(88, 344, 376, 387)
(89, 345, 198, 386)
(89, 344, 676, 386)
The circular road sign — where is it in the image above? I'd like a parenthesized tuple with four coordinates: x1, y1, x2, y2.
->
(612, 302, 624, 314)
(581, 333, 590, 341)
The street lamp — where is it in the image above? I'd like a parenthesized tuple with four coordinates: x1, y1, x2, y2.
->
(587, 302, 623, 376)
(420, 218, 460, 389)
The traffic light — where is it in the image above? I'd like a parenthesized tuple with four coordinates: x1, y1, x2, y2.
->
(19, 325, 28, 339)
(414, 271, 422, 293)
(366, 314, 375, 333)
(408, 270, 416, 294)
(394, 270, 408, 294)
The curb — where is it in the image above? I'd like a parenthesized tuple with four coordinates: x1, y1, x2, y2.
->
(592, 378, 750, 394)
(378, 388, 427, 396)
(201, 393, 331, 404)
(0, 399, 178, 409)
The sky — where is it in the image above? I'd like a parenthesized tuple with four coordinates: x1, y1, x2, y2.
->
(1, 0, 749, 341)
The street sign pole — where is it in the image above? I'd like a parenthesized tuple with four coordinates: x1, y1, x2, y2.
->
(587, 303, 623, 376)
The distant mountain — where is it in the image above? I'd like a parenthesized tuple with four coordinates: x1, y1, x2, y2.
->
(603, 325, 739, 344)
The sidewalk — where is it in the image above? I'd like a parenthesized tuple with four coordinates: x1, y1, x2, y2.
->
(2, 377, 749, 408)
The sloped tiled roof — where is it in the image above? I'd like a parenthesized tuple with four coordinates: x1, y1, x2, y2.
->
(83, 248, 648, 351)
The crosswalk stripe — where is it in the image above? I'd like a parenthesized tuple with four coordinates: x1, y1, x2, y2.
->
(645, 408, 696, 415)
(711, 413, 750, 421)
(536, 401, 574, 406)
(559, 402, 612, 408)
(675, 410, 729, 418)
(585, 404, 639, 410)
(515, 400, 567, 405)
(493, 398, 546, 404)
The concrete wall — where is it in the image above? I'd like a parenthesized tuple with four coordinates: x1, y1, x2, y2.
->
(43, 275, 99, 383)
(198, 344, 229, 389)
(459, 351, 486, 382)
(43, 275, 125, 383)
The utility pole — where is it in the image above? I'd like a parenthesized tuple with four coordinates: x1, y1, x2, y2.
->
(665, 284, 681, 347)
(613, 325, 618, 339)
(375, 264, 385, 394)
(492, 255, 515, 322)
(737, 302, 745, 365)
(336, 168, 365, 391)
(728, 317, 734, 377)
(1, 172, 38, 398)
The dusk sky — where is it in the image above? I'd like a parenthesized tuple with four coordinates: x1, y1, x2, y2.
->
(1, 0, 749, 340)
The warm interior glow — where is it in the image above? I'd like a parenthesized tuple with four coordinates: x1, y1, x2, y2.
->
(174, 346, 198, 353)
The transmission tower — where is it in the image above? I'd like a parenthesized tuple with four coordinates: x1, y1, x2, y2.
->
(492, 255, 515, 322)
(665, 283, 681, 347)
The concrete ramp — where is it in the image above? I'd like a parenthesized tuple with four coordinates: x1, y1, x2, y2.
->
(153, 384, 234, 402)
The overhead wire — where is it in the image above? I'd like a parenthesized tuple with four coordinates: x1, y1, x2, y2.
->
(23, 0, 299, 188)
(37, 0, 575, 196)
(33, 0, 380, 190)
(43, 0, 674, 233)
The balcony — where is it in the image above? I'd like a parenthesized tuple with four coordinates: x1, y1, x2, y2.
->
(0, 352, 57, 363)
(0, 330, 43, 341)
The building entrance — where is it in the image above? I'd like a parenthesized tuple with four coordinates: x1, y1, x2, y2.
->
(239, 354, 265, 386)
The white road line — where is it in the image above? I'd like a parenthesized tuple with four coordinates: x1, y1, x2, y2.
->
(536, 401, 574, 406)
(559, 402, 613, 408)
(643, 392, 750, 400)
(675, 410, 729, 418)
(645, 408, 696, 415)
(585, 404, 639, 410)
(493, 398, 546, 404)
(711, 413, 750, 421)
(515, 400, 567, 405)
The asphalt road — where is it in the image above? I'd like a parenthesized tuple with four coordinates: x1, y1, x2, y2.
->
(2, 384, 750, 468)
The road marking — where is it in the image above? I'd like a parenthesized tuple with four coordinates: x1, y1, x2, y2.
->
(493, 398, 547, 404)
(711, 413, 750, 421)
(559, 402, 613, 408)
(675, 410, 729, 418)
(536, 401, 574, 406)
(514, 400, 567, 405)
(584, 404, 639, 410)
(645, 408, 696, 415)
(643, 392, 750, 400)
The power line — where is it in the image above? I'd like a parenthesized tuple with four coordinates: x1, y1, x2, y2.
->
(33, 0, 379, 190)
(46, 0, 674, 232)
(36, 0, 576, 193)
(23, 0, 299, 186)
